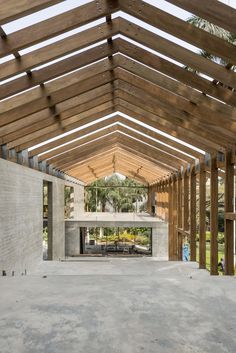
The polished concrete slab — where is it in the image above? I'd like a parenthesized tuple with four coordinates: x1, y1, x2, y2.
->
(0, 259, 236, 353)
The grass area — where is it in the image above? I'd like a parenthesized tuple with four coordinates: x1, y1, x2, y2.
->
(196, 242, 224, 273)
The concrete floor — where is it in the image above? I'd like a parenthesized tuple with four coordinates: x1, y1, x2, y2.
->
(0, 259, 236, 353)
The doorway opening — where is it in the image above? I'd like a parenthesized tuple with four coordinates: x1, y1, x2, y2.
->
(43, 181, 53, 260)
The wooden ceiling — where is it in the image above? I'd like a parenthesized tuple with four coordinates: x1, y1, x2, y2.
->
(1, 0, 236, 185)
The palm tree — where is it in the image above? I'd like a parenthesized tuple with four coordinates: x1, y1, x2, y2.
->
(186, 16, 236, 76)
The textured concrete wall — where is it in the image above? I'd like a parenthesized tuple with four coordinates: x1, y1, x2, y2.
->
(152, 222, 168, 260)
(65, 222, 81, 256)
(71, 184, 84, 218)
(0, 158, 84, 275)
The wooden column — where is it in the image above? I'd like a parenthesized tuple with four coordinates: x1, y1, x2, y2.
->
(210, 154, 219, 275)
(177, 174, 183, 260)
(199, 160, 206, 269)
(190, 166, 197, 261)
(168, 179, 174, 260)
(147, 186, 152, 214)
(172, 176, 178, 260)
(224, 149, 234, 275)
(183, 170, 189, 231)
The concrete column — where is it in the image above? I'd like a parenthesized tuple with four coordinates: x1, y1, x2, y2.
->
(65, 222, 81, 256)
(17, 150, 29, 166)
(71, 184, 84, 218)
(48, 181, 65, 260)
(152, 222, 168, 260)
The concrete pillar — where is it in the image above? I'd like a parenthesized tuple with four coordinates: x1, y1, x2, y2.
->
(152, 222, 168, 260)
(38, 161, 47, 173)
(65, 222, 81, 256)
(17, 149, 29, 166)
(48, 181, 65, 260)
(29, 155, 39, 169)
(71, 184, 84, 218)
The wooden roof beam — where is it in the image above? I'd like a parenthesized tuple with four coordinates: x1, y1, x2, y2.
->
(119, 0, 236, 65)
(0, 0, 64, 24)
(0, 0, 119, 58)
(165, 0, 236, 36)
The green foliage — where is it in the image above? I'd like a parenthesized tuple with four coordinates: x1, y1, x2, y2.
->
(196, 231, 224, 244)
(186, 16, 236, 72)
(85, 174, 147, 212)
(43, 227, 48, 242)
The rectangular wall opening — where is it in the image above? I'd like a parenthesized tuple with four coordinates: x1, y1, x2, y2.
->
(84, 227, 152, 256)
(43, 181, 53, 260)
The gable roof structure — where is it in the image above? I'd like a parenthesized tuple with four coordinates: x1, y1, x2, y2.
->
(1, 0, 236, 186)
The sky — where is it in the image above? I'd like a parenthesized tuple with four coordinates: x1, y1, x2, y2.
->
(1, 0, 235, 158)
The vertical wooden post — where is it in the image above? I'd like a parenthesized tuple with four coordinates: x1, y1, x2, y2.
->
(199, 160, 206, 269)
(210, 154, 219, 275)
(177, 173, 183, 260)
(172, 176, 178, 260)
(224, 149, 234, 275)
(168, 178, 174, 260)
(183, 170, 189, 231)
(190, 166, 197, 261)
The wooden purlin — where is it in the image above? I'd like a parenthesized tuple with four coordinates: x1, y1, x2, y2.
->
(165, 0, 236, 36)
(58, 140, 174, 175)
(116, 94, 225, 152)
(2, 58, 236, 152)
(0, 41, 118, 100)
(115, 69, 236, 137)
(119, 0, 236, 65)
(0, 1, 64, 24)
(1, 54, 236, 146)
(3, 90, 114, 145)
(119, 18, 236, 91)
(117, 38, 236, 108)
(42, 130, 183, 171)
(38, 125, 118, 161)
(10, 105, 115, 152)
(0, 0, 119, 58)
(29, 116, 195, 164)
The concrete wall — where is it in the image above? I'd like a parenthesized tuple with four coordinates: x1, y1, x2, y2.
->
(65, 222, 81, 257)
(152, 222, 168, 260)
(0, 158, 84, 275)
